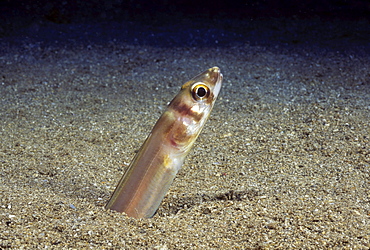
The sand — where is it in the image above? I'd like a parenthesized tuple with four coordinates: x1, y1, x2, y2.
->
(1, 17, 369, 249)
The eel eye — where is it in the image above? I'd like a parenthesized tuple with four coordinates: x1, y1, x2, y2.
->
(191, 83, 210, 101)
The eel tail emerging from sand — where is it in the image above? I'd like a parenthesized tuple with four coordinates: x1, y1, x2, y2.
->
(106, 67, 223, 218)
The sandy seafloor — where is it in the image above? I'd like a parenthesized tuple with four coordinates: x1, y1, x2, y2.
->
(0, 16, 370, 249)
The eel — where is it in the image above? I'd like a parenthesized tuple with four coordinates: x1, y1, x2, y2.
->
(106, 67, 223, 218)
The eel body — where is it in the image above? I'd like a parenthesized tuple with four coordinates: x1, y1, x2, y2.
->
(106, 67, 223, 218)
